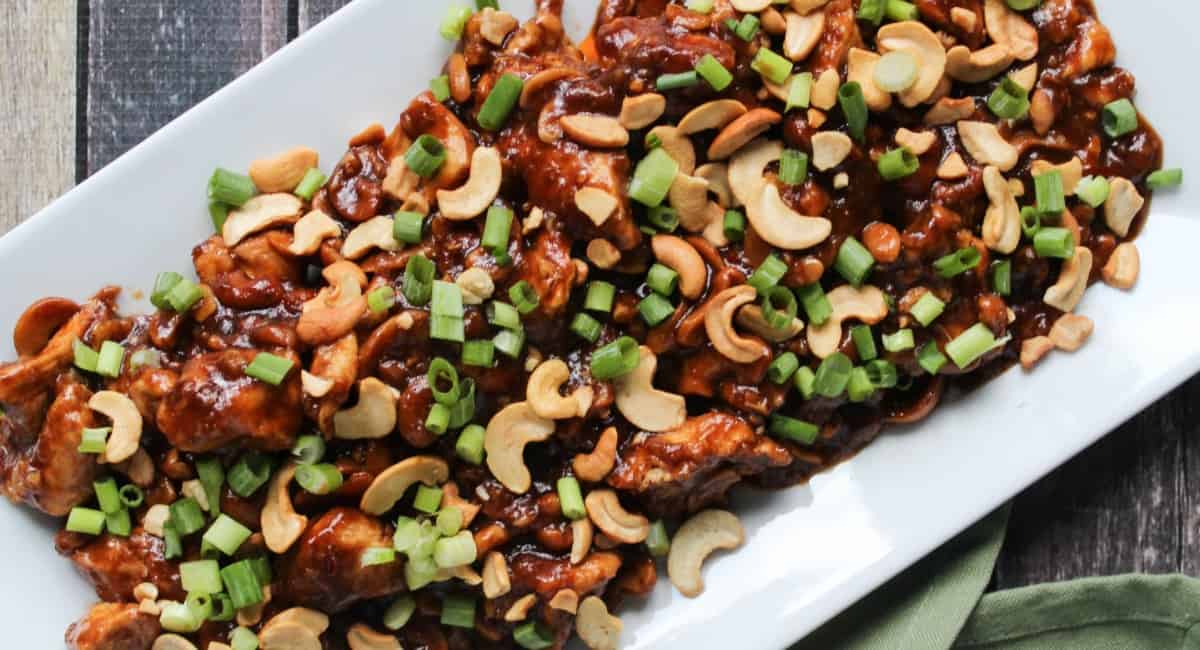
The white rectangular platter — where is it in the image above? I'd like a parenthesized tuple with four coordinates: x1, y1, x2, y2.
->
(0, 0, 1197, 647)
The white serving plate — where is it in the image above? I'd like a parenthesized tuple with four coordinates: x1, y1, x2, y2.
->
(0, 1, 1196, 647)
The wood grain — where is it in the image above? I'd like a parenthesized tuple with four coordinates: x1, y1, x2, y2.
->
(0, 0, 76, 234)
(298, 0, 350, 33)
(86, 0, 288, 173)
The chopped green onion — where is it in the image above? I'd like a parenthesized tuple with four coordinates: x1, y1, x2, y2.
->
(508, 281, 540, 315)
(556, 477, 587, 520)
(494, 328, 525, 359)
(245, 352, 293, 386)
(991, 260, 1012, 296)
(751, 48, 793, 85)
(94, 478, 122, 514)
(591, 336, 640, 380)
(768, 352, 801, 384)
(570, 313, 603, 343)
(163, 522, 183, 559)
(414, 485, 443, 514)
(1102, 98, 1138, 138)
(794, 366, 817, 399)
(119, 484, 144, 509)
(393, 517, 422, 554)
(166, 278, 204, 313)
(291, 435, 326, 465)
(476, 0, 498, 8)
(838, 82, 869, 142)
(656, 71, 700, 91)
(885, 0, 919, 20)
(430, 75, 451, 103)
(846, 367, 875, 402)
(227, 452, 272, 498)
(910, 292, 945, 326)
(630, 147, 680, 207)
(762, 286, 798, 330)
(1034, 170, 1065, 215)
(878, 148, 919, 181)
(78, 427, 109, 454)
(404, 254, 435, 306)
(933, 246, 982, 278)
(769, 414, 820, 444)
(393, 210, 424, 244)
(66, 507, 105, 535)
(456, 424, 486, 464)
(106, 507, 132, 537)
(796, 283, 833, 325)
(431, 281, 466, 342)
(221, 560, 264, 610)
(585, 281, 616, 313)
(170, 498, 206, 536)
(367, 286, 396, 314)
(686, 0, 714, 12)
(882, 329, 915, 352)
(857, 0, 885, 24)
(425, 403, 451, 435)
(851, 325, 877, 361)
(515, 621, 555, 649)
(835, 236, 875, 286)
(209, 202, 229, 232)
(1006, 0, 1041, 8)
(646, 263, 679, 296)
(917, 341, 948, 375)
(945, 323, 998, 369)
(724, 209, 746, 242)
(208, 169, 257, 207)
(482, 205, 514, 261)
(406, 134, 447, 178)
(479, 73, 524, 131)
(865, 359, 899, 388)
(482, 302, 517, 331)
(1075, 175, 1110, 207)
(987, 76, 1030, 120)
(785, 73, 814, 112)
(295, 463, 344, 495)
(695, 54, 733, 91)
(435, 532, 478, 571)
(159, 601, 203, 634)
(437, 507, 464, 536)
(1148, 168, 1184, 190)
(1021, 206, 1041, 239)
(463, 339, 496, 368)
(814, 352, 853, 398)
(406, 554, 439, 591)
(383, 595, 417, 631)
(129, 349, 161, 370)
(780, 149, 810, 185)
(748, 254, 788, 296)
(427, 358, 461, 406)
(646, 205, 680, 232)
(873, 51, 918, 93)
(203, 514, 252, 556)
(447, 377, 476, 430)
(439, 5, 473, 41)
(361, 547, 397, 567)
(638, 293, 675, 327)
(151, 271, 184, 310)
(294, 168, 326, 201)
(181, 559, 223, 595)
(1033, 227, 1075, 259)
(646, 520, 671, 557)
(732, 14, 760, 41)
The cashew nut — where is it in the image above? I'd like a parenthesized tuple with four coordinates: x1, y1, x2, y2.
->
(482, 551, 511, 598)
(668, 173, 713, 232)
(1010, 62, 1038, 92)
(259, 623, 321, 650)
(504, 594, 538, 622)
(484, 402, 555, 494)
(381, 154, 419, 201)
(436, 147, 502, 221)
(807, 285, 889, 359)
(455, 267, 495, 305)
(650, 235, 706, 300)
(345, 624, 401, 650)
(895, 128, 937, 156)
(876, 21, 947, 107)
(550, 589, 579, 614)
(89, 391, 142, 464)
(731, 0, 771, 10)
(249, 147, 319, 193)
(1104, 177, 1144, 237)
(678, 100, 748, 135)
(262, 463, 307, 553)
(946, 44, 1014, 83)
(440, 482, 480, 527)
(847, 49, 892, 111)
(288, 210, 341, 256)
(937, 152, 969, 180)
(668, 509, 744, 598)
(519, 68, 579, 108)
(143, 504, 170, 537)
(1049, 313, 1094, 352)
(527, 359, 593, 420)
(585, 489, 650, 544)
(152, 635, 198, 650)
(573, 427, 618, 483)
(981, 166, 1021, 254)
(223, 193, 304, 247)
(811, 69, 840, 110)
(561, 114, 630, 149)
(586, 239, 622, 269)
(811, 131, 853, 171)
(614, 347, 686, 433)
(984, 0, 1038, 61)
(925, 97, 976, 125)
(478, 8, 518, 46)
(1044, 247, 1093, 312)
(342, 216, 401, 259)
(784, 10, 825, 61)
(736, 304, 805, 342)
(297, 261, 367, 345)
(1102, 242, 1139, 289)
(730, 139, 782, 206)
(571, 518, 594, 564)
(360, 455, 449, 515)
(333, 377, 398, 440)
(706, 286, 770, 363)
(695, 163, 734, 207)
(708, 108, 782, 160)
(576, 187, 619, 226)
(957, 121, 1018, 172)
(1020, 335, 1054, 370)
(1031, 158, 1082, 196)
(746, 183, 833, 250)
(264, 607, 329, 637)
(647, 126, 696, 174)
(619, 93, 666, 130)
(181, 480, 209, 512)
(576, 596, 622, 650)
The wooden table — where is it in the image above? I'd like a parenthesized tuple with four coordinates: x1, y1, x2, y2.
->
(3, 0, 1198, 604)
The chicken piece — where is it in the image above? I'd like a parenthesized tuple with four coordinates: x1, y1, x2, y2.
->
(65, 602, 158, 650)
(400, 92, 475, 194)
(304, 333, 358, 435)
(324, 144, 389, 223)
(2, 374, 100, 516)
(508, 551, 622, 598)
(807, 0, 862, 75)
(156, 349, 302, 453)
(608, 412, 792, 517)
(192, 235, 285, 310)
(278, 507, 407, 612)
(512, 228, 578, 320)
(595, 12, 735, 83)
(58, 529, 184, 602)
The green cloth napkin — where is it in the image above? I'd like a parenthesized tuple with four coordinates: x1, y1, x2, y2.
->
(794, 505, 1200, 650)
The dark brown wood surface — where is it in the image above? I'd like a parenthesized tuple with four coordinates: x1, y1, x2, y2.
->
(2, 0, 1197, 632)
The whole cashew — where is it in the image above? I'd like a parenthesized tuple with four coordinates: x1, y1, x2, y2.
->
(333, 378, 398, 439)
(222, 193, 304, 248)
(614, 347, 687, 433)
(669, 173, 714, 232)
(705, 286, 770, 363)
(585, 489, 650, 544)
(89, 391, 143, 464)
(981, 166, 1021, 254)
(571, 518, 594, 565)
(946, 44, 1014, 83)
(573, 427, 618, 482)
(618, 93, 666, 130)
(12, 297, 79, 357)
(807, 285, 889, 359)
(436, 147, 502, 220)
(560, 114, 629, 149)
(152, 635, 198, 650)
(263, 607, 329, 636)
(484, 402, 555, 494)
(288, 210, 341, 256)
(651, 235, 706, 300)
(708, 108, 782, 160)
(694, 163, 734, 208)
(957, 121, 1019, 172)
(259, 623, 321, 650)
(347, 624, 401, 650)
(297, 261, 368, 346)
(746, 183, 832, 250)
(250, 147, 319, 193)
(1043, 247, 1093, 313)
(784, 10, 825, 61)
(527, 359, 593, 420)
(729, 139, 782, 207)
(1104, 177, 1144, 237)
(667, 509, 745, 598)
(342, 216, 401, 259)
(876, 21, 947, 107)
(576, 596, 623, 650)
(736, 304, 805, 343)
(677, 100, 748, 135)
(360, 455, 449, 515)
(984, 0, 1038, 61)
(262, 462, 307, 553)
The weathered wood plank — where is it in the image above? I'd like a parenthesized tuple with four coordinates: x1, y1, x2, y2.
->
(86, 0, 289, 173)
(298, 0, 350, 33)
(0, 0, 77, 234)
(993, 378, 1194, 588)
